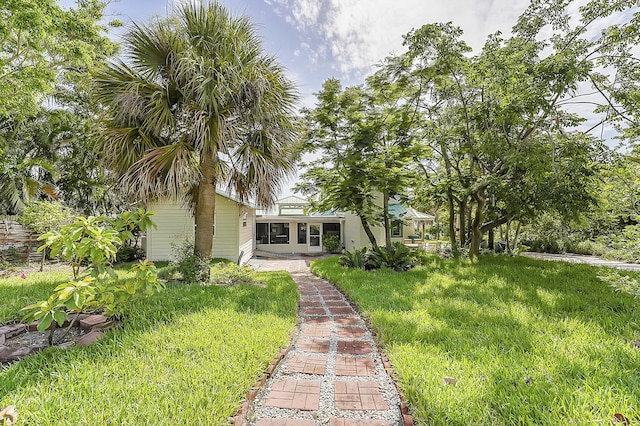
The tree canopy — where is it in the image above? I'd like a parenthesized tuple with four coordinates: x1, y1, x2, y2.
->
(299, 0, 639, 257)
(0, 0, 119, 215)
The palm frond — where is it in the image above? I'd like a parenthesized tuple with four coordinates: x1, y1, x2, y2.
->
(96, 0, 300, 211)
(120, 142, 198, 201)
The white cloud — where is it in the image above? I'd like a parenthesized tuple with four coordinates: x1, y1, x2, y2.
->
(266, 0, 532, 78)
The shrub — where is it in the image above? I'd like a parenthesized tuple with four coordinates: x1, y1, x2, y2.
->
(22, 210, 160, 345)
(18, 201, 74, 234)
(169, 239, 209, 283)
(322, 234, 341, 253)
(116, 245, 146, 263)
(339, 243, 416, 272)
(339, 248, 366, 270)
(209, 263, 262, 286)
(367, 243, 416, 272)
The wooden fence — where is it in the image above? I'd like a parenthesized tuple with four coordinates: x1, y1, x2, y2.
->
(0, 216, 41, 263)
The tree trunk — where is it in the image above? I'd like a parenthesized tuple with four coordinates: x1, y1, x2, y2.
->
(469, 187, 486, 258)
(383, 194, 392, 250)
(458, 199, 466, 247)
(194, 151, 217, 280)
(512, 221, 521, 253)
(447, 190, 458, 252)
(488, 194, 496, 250)
(488, 228, 495, 251)
(466, 200, 473, 246)
(360, 216, 379, 249)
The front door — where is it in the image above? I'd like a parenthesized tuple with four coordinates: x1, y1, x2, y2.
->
(308, 224, 322, 252)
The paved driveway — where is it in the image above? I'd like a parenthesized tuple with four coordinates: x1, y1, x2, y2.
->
(521, 252, 640, 271)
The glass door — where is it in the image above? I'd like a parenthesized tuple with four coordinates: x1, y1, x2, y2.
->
(308, 224, 322, 252)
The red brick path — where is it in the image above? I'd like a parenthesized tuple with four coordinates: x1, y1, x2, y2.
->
(245, 259, 404, 425)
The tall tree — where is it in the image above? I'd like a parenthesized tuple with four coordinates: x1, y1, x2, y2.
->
(296, 79, 382, 248)
(0, 0, 118, 122)
(0, 0, 119, 214)
(94, 2, 299, 266)
(297, 77, 420, 249)
(392, 0, 639, 258)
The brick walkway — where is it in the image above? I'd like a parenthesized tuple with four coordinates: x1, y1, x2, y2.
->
(243, 258, 405, 425)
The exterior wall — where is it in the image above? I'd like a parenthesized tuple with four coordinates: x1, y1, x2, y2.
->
(211, 195, 239, 262)
(146, 195, 252, 262)
(145, 202, 194, 261)
(237, 208, 255, 265)
(343, 213, 385, 252)
(255, 218, 342, 254)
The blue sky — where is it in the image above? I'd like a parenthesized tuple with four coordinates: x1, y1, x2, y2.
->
(76, 0, 534, 108)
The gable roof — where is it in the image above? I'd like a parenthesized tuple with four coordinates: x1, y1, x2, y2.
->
(276, 195, 308, 205)
(215, 188, 257, 209)
(389, 204, 434, 220)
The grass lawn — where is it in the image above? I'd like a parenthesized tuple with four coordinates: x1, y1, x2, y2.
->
(312, 255, 640, 425)
(0, 265, 298, 425)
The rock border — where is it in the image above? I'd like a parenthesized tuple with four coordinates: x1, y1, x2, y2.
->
(0, 314, 113, 363)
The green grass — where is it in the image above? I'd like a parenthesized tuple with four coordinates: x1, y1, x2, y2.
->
(0, 265, 76, 323)
(0, 267, 298, 425)
(312, 255, 640, 425)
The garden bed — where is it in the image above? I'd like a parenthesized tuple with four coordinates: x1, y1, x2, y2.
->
(0, 314, 113, 364)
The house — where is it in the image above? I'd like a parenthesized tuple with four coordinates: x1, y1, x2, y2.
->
(255, 196, 344, 255)
(255, 196, 435, 254)
(143, 190, 256, 264)
(144, 193, 435, 261)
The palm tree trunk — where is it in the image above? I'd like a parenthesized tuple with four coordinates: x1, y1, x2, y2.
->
(194, 152, 217, 276)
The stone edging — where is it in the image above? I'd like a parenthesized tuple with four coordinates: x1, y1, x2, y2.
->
(0, 314, 113, 363)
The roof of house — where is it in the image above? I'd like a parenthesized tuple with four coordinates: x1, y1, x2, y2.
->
(215, 188, 257, 209)
(276, 195, 308, 205)
(257, 197, 434, 220)
(389, 204, 435, 220)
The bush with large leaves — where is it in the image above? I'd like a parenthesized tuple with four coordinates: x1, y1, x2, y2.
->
(21, 210, 160, 346)
(339, 243, 416, 272)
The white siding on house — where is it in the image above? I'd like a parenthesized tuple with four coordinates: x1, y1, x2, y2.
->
(238, 208, 255, 264)
(145, 202, 194, 261)
(211, 195, 239, 262)
(146, 195, 255, 262)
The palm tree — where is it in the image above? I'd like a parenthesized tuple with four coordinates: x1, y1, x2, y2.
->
(93, 2, 299, 265)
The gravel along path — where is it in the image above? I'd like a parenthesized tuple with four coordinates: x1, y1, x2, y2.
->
(245, 267, 404, 426)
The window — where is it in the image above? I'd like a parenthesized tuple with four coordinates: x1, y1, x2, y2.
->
(270, 223, 290, 244)
(242, 211, 247, 228)
(322, 223, 340, 237)
(256, 223, 269, 244)
(256, 223, 290, 244)
(391, 221, 403, 238)
(298, 223, 307, 244)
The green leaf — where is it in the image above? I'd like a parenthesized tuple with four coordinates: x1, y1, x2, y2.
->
(53, 310, 67, 326)
(37, 314, 54, 332)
